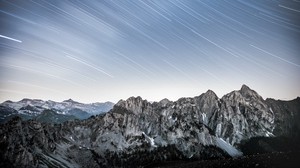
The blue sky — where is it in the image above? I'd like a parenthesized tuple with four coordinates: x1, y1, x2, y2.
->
(0, 0, 299, 103)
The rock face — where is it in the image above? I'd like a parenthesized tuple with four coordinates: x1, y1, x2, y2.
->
(265, 97, 300, 137)
(0, 85, 299, 168)
(0, 117, 57, 167)
(113, 85, 274, 149)
(212, 85, 275, 145)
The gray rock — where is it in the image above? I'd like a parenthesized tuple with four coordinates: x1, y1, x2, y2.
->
(0, 85, 299, 168)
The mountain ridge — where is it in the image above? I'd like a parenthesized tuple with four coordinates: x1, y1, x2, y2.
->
(0, 99, 115, 123)
(0, 84, 299, 168)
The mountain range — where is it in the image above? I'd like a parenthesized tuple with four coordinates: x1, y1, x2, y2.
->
(0, 85, 299, 168)
(0, 99, 114, 123)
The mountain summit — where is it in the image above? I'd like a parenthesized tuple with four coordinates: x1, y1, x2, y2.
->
(239, 84, 262, 99)
(241, 84, 251, 91)
(62, 98, 79, 103)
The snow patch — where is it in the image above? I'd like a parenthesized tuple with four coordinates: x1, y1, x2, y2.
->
(162, 110, 166, 116)
(142, 132, 157, 147)
(216, 138, 243, 157)
(216, 123, 222, 137)
(202, 113, 207, 124)
(265, 131, 274, 137)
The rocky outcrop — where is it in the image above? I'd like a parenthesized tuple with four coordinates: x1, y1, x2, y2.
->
(211, 85, 275, 145)
(0, 85, 299, 167)
(113, 85, 274, 147)
(265, 97, 300, 137)
(0, 117, 57, 167)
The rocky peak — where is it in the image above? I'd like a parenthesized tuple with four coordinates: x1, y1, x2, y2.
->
(239, 84, 262, 100)
(2, 100, 13, 104)
(202, 89, 219, 100)
(116, 96, 151, 114)
(116, 96, 142, 106)
(63, 98, 79, 104)
(158, 98, 171, 107)
(19, 98, 32, 102)
(222, 85, 262, 104)
(240, 84, 251, 92)
(19, 98, 44, 103)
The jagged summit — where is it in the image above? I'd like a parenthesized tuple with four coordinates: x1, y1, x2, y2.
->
(128, 96, 143, 101)
(63, 98, 79, 103)
(115, 85, 264, 116)
(116, 96, 143, 106)
(159, 98, 171, 106)
(159, 98, 170, 103)
(20, 98, 32, 102)
(19, 98, 44, 102)
(116, 89, 218, 108)
(2, 100, 13, 104)
(203, 89, 219, 99)
(123, 96, 143, 101)
(239, 84, 262, 100)
(241, 84, 251, 91)
(115, 96, 150, 114)
(240, 84, 259, 95)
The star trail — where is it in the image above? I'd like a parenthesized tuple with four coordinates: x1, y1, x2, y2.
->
(0, 0, 299, 103)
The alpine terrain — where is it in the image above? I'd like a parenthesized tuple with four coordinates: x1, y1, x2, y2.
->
(0, 85, 299, 167)
(0, 99, 114, 123)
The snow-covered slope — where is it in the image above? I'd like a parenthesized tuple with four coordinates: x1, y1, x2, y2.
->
(0, 99, 114, 122)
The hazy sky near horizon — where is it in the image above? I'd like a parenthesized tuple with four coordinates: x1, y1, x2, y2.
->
(0, 0, 300, 103)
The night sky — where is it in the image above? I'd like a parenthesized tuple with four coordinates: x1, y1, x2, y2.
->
(0, 0, 299, 103)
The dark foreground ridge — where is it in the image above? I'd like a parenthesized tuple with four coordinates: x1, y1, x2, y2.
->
(147, 151, 300, 168)
(0, 85, 300, 168)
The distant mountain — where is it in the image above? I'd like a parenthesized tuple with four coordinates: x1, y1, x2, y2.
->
(66, 108, 92, 120)
(0, 99, 114, 123)
(35, 109, 77, 124)
(0, 85, 299, 168)
(0, 105, 18, 123)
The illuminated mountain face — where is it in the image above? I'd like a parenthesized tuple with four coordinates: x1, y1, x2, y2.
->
(1, 85, 299, 167)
